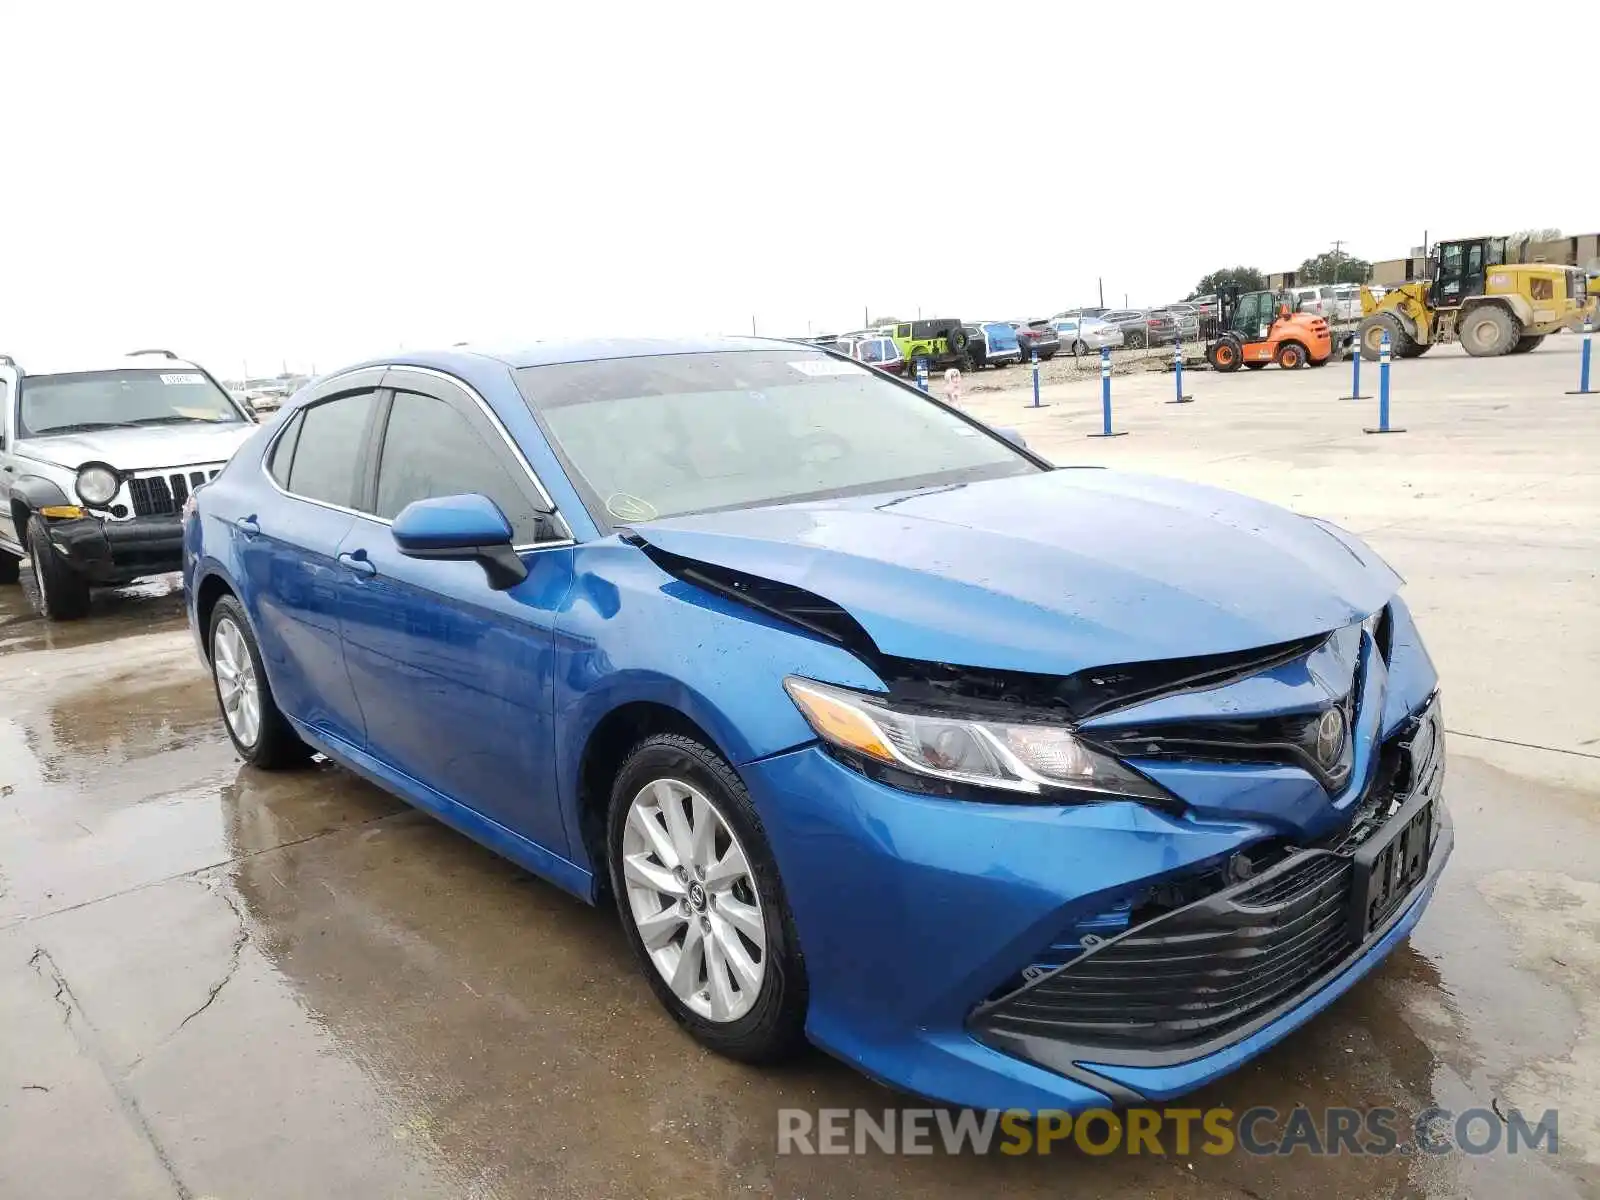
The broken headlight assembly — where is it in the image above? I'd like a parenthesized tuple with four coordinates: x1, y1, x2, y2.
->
(783, 677, 1173, 805)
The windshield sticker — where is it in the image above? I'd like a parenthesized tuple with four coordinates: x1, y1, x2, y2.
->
(606, 493, 659, 522)
(160, 373, 206, 385)
(788, 360, 864, 377)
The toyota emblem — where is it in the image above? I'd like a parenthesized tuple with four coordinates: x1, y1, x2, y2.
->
(1315, 708, 1347, 767)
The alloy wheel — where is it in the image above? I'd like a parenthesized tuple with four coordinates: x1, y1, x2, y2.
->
(621, 777, 767, 1023)
(213, 616, 262, 748)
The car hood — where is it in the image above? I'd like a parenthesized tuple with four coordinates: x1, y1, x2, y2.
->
(18, 423, 258, 472)
(631, 470, 1400, 676)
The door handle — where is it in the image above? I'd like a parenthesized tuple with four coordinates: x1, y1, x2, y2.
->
(235, 515, 260, 537)
(337, 550, 376, 577)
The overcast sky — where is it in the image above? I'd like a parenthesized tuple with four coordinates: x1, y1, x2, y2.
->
(3, 2, 1594, 377)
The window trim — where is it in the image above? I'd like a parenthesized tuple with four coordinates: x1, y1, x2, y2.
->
(260, 364, 574, 553)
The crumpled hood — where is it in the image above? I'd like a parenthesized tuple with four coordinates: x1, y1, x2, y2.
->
(632, 470, 1401, 676)
(18, 423, 257, 472)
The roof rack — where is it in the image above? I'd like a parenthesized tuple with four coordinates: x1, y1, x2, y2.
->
(127, 348, 180, 360)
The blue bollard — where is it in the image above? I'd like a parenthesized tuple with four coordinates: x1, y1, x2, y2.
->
(1363, 331, 1406, 434)
(1168, 336, 1193, 404)
(1340, 334, 1371, 399)
(1028, 351, 1046, 408)
(916, 357, 929, 393)
(1567, 317, 1594, 395)
(1087, 346, 1128, 438)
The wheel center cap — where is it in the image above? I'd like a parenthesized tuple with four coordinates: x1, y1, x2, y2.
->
(687, 881, 708, 912)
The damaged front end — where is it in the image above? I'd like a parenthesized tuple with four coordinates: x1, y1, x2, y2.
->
(625, 523, 1448, 1096)
(969, 692, 1446, 1080)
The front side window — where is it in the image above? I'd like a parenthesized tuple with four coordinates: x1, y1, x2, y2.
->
(374, 390, 548, 542)
(286, 391, 374, 507)
(17, 369, 245, 439)
(518, 350, 1039, 524)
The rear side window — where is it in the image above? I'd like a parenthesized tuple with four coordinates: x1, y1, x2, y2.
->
(374, 389, 548, 542)
(267, 411, 303, 486)
(287, 391, 375, 507)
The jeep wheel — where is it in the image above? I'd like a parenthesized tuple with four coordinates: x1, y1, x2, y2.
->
(26, 515, 90, 620)
(0, 553, 19, 585)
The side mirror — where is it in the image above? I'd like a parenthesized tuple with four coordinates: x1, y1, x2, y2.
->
(391, 493, 529, 590)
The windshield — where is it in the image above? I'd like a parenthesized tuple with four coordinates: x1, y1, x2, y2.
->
(17, 369, 244, 438)
(517, 350, 1040, 523)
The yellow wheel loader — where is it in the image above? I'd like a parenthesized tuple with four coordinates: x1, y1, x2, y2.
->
(1357, 236, 1593, 361)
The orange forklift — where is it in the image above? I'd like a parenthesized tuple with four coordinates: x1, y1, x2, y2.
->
(1205, 285, 1335, 371)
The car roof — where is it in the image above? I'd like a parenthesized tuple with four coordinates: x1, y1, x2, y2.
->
(3, 352, 206, 376)
(335, 335, 816, 377)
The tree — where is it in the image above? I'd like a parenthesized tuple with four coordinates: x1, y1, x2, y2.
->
(1296, 251, 1372, 285)
(1512, 227, 1562, 244)
(1189, 267, 1265, 298)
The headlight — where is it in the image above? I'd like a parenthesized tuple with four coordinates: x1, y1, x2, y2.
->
(75, 464, 119, 507)
(783, 677, 1173, 804)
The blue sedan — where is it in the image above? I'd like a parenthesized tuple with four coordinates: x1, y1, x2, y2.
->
(182, 337, 1449, 1112)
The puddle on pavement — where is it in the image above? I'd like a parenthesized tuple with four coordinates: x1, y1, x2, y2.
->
(2, 624, 1598, 1197)
(0, 571, 187, 656)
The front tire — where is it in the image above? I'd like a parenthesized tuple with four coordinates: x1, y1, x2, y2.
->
(26, 515, 91, 620)
(607, 733, 807, 1063)
(1460, 305, 1521, 357)
(1126, 329, 1147, 349)
(208, 594, 313, 768)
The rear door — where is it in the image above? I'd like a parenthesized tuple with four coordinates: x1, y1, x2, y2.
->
(334, 369, 575, 856)
(241, 372, 383, 747)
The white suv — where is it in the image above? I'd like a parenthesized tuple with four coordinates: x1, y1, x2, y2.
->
(0, 350, 259, 619)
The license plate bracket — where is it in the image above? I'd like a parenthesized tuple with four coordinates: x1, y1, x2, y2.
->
(1348, 789, 1434, 942)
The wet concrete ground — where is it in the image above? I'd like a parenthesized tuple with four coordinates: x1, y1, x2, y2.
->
(3, 342, 1598, 1198)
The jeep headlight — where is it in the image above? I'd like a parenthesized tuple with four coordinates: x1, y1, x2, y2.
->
(783, 677, 1172, 804)
(75, 464, 119, 507)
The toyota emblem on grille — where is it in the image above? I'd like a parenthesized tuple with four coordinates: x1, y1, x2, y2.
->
(1315, 708, 1347, 767)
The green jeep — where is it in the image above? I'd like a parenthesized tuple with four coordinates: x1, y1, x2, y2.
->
(889, 319, 970, 371)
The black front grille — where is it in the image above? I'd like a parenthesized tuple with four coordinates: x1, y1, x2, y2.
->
(127, 469, 219, 517)
(975, 853, 1355, 1052)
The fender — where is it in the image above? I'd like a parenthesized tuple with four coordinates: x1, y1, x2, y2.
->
(1461, 293, 1534, 327)
(5, 474, 75, 547)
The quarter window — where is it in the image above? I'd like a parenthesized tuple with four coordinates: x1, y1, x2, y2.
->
(267, 410, 304, 487)
(286, 390, 375, 507)
(374, 390, 548, 542)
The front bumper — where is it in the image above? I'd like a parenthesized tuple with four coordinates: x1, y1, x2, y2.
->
(744, 700, 1448, 1113)
(35, 513, 184, 585)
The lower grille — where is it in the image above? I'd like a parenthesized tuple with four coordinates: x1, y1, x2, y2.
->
(976, 853, 1354, 1051)
(127, 468, 221, 517)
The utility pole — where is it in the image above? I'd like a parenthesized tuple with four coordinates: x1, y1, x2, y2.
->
(864, 304, 869, 329)
(1330, 239, 1345, 284)
(751, 314, 756, 335)
(1098, 277, 1104, 308)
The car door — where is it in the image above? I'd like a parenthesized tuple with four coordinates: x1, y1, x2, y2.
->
(334, 368, 575, 857)
(240, 376, 382, 747)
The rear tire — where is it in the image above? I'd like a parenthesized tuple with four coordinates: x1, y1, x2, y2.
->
(607, 733, 808, 1064)
(1126, 330, 1147, 349)
(0, 554, 19, 585)
(1460, 305, 1521, 357)
(1509, 334, 1545, 354)
(207, 595, 313, 768)
(26, 515, 91, 620)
